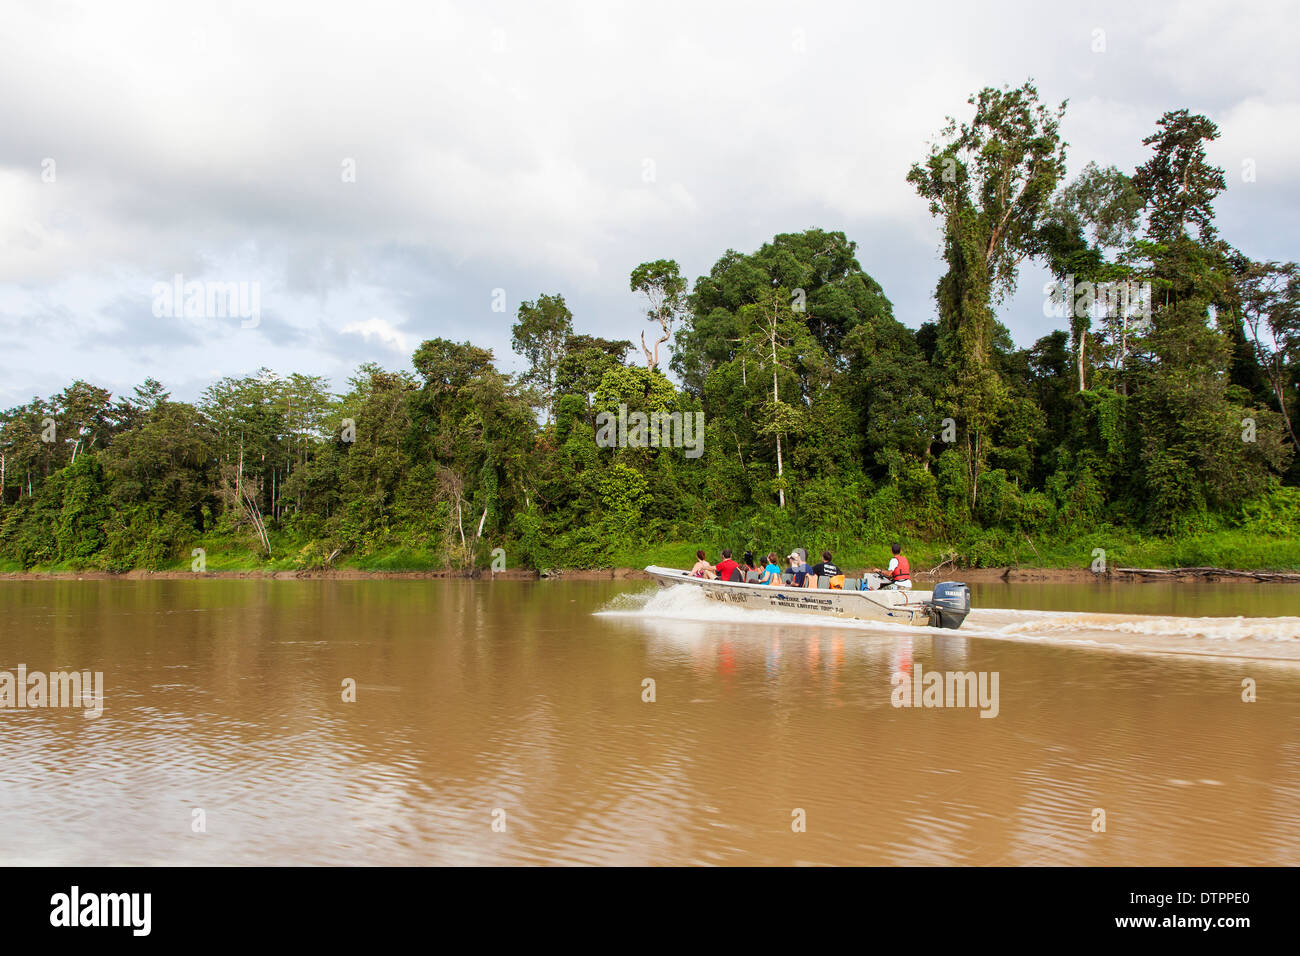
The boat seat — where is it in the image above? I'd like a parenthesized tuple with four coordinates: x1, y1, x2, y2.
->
(781, 572, 793, 585)
(844, 578, 858, 591)
(817, 576, 829, 589)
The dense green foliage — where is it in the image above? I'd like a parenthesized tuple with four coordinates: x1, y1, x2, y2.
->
(3, 87, 1299, 573)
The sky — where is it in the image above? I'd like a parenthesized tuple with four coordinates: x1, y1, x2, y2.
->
(1, 0, 1297, 407)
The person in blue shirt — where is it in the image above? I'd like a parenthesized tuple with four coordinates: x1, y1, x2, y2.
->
(759, 552, 783, 585)
(787, 551, 811, 587)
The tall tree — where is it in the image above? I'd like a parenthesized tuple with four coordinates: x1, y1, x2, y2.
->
(1126, 111, 1288, 528)
(1132, 109, 1228, 244)
(1235, 258, 1300, 449)
(630, 260, 687, 370)
(908, 80, 1068, 509)
(1041, 162, 1143, 391)
(673, 229, 897, 394)
(735, 286, 819, 508)
(511, 293, 574, 423)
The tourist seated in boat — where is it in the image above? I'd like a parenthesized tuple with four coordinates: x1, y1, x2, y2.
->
(805, 550, 844, 589)
(759, 552, 783, 585)
(715, 548, 743, 582)
(690, 550, 717, 579)
(742, 551, 762, 582)
(787, 551, 811, 587)
(872, 543, 912, 589)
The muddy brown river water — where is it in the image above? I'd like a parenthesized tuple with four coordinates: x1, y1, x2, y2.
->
(1, 578, 1297, 865)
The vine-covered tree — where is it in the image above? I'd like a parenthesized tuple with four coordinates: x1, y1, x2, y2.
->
(908, 80, 1068, 509)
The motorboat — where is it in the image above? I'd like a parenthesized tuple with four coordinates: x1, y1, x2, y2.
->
(643, 565, 971, 629)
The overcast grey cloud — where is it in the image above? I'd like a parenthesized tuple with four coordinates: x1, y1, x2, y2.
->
(1, 0, 1297, 407)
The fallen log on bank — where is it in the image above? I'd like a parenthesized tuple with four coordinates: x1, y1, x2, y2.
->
(1114, 566, 1300, 583)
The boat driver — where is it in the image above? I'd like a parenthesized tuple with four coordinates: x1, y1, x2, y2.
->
(872, 543, 912, 590)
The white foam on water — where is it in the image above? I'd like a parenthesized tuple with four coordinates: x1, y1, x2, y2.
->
(953, 609, 1300, 662)
(600, 585, 1300, 662)
(982, 609, 1300, 643)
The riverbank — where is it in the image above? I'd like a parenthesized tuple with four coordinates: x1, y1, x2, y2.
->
(5, 565, 1300, 584)
(5, 524, 1300, 582)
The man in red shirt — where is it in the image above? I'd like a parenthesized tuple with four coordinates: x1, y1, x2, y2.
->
(715, 548, 741, 582)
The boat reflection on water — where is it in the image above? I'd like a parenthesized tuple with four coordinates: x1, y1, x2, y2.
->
(607, 593, 980, 717)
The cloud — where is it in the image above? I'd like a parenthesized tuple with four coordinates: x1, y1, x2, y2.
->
(0, 0, 1295, 408)
(339, 317, 412, 355)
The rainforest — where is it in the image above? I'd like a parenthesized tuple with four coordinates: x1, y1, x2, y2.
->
(3, 85, 1298, 575)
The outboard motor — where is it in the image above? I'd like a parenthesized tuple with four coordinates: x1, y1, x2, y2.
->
(929, 582, 971, 629)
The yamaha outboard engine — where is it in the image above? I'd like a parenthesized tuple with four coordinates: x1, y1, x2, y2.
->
(929, 582, 971, 629)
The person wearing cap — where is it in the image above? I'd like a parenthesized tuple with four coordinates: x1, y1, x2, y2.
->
(787, 551, 811, 587)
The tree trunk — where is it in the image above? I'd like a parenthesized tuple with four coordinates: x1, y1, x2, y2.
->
(1119, 313, 1128, 395)
(1077, 329, 1086, 392)
(1262, 359, 1300, 450)
(772, 356, 784, 508)
(1244, 311, 1300, 450)
(775, 432, 785, 508)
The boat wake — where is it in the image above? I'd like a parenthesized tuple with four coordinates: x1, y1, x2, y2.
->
(597, 584, 1300, 662)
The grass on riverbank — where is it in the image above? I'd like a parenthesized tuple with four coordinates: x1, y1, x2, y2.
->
(7, 526, 1297, 575)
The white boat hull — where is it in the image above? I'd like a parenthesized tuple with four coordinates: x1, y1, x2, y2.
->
(643, 566, 969, 628)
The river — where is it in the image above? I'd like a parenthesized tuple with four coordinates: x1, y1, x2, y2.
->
(1, 578, 1297, 865)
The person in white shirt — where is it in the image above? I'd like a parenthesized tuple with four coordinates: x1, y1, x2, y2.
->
(872, 543, 912, 589)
